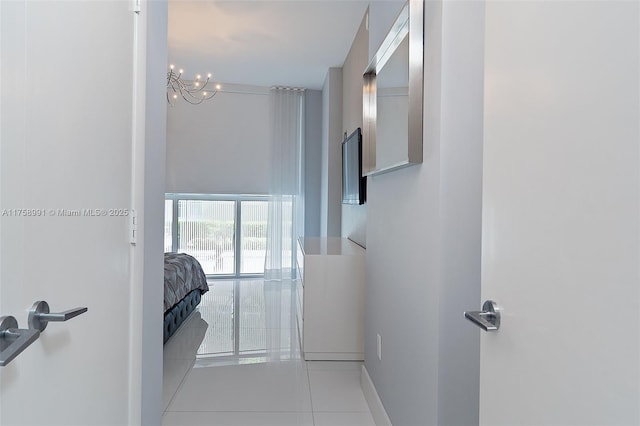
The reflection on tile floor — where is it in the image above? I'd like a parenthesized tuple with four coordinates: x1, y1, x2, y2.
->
(163, 279, 374, 426)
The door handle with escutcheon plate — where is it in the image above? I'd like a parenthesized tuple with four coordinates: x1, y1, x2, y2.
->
(464, 300, 501, 331)
(0, 316, 41, 367)
(0, 300, 88, 367)
(28, 301, 88, 332)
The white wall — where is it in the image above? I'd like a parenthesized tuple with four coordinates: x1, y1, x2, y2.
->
(166, 84, 271, 194)
(364, 3, 443, 423)
(305, 90, 323, 237)
(341, 11, 369, 247)
(320, 68, 343, 237)
(363, 1, 483, 425)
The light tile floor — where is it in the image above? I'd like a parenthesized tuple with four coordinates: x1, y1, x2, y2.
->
(163, 279, 375, 426)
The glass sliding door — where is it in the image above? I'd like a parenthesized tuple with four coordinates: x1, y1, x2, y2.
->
(164, 199, 173, 252)
(165, 195, 269, 278)
(178, 200, 235, 275)
(240, 200, 268, 274)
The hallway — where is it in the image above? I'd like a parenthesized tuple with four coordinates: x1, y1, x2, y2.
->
(162, 279, 375, 425)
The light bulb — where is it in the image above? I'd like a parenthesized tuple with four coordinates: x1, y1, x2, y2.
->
(196, 74, 201, 80)
(170, 64, 175, 70)
(195, 82, 200, 87)
(215, 84, 221, 90)
(203, 92, 208, 96)
(207, 73, 212, 78)
(173, 94, 178, 99)
(179, 69, 184, 74)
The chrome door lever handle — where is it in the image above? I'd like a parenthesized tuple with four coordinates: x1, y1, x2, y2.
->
(0, 316, 40, 367)
(464, 300, 501, 331)
(28, 301, 88, 332)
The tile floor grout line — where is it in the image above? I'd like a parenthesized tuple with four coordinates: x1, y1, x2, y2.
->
(306, 360, 318, 426)
(163, 357, 196, 414)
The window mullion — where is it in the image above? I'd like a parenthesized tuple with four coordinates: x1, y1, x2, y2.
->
(172, 199, 179, 253)
(235, 200, 242, 277)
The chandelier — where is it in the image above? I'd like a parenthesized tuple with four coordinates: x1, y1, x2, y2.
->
(166, 64, 221, 106)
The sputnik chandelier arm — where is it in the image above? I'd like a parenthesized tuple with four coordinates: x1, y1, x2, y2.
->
(166, 64, 221, 106)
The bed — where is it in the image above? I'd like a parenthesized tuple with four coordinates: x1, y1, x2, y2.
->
(163, 253, 209, 343)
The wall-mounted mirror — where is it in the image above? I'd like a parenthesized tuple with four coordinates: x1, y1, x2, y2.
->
(363, 0, 423, 176)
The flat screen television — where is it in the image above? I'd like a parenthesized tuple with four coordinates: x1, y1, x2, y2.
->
(342, 128, 366, 205)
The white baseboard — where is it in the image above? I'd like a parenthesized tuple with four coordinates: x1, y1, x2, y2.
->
(361, 365, 392, 426)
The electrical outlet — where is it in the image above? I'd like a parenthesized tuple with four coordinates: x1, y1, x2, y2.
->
(377, 333, 382, 360)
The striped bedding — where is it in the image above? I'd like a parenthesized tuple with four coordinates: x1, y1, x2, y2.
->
(164, 253, 209, 312)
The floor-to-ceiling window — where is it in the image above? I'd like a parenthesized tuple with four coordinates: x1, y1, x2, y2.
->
(165, 194, 269, 278)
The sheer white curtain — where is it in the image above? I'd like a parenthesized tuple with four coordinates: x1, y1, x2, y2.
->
(264, 88, 305, 281)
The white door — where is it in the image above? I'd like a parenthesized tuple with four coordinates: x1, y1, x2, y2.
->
(476, 1, 639, 425)
(0, 1, 144, 424)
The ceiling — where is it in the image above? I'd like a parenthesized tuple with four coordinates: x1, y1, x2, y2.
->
(168, 1, 372, 90)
